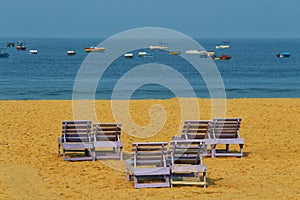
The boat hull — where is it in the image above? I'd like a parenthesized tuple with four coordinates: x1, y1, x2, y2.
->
(17, 46, 26, 51)
(277, 53, 290, 58)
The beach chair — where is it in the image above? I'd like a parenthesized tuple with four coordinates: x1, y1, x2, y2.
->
(209, 118, 244, 158)
(93, 123, 123, 160)
(126, 142, 170, 188)
(58, 120, 95, 161)
(171, 120, 213, 157)
(182, 120, 212, 140)
(169, 140, 207, 188)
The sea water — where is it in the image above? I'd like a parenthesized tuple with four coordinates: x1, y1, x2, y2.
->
(0, 38, 299, 100)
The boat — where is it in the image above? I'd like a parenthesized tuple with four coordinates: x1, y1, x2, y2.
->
(169, 51, 181, 55)
(149, 43, 168, 50)
(6, 42, 14, 47)
(215, 42, 231, 49)
(84, 47, 106, 52)
(0, 48, 9, 58)
(186, 50, 205, 54)
(67, 50, 76, 56)
(138, 52, 147, 57)
(29, 50, 38, 54)
(277, 52, 290, 58)
(186, 50, 215, 56)
(124, 53, 133, 58)
(213, 54, 231, 60)
(16, 41, 26, 50)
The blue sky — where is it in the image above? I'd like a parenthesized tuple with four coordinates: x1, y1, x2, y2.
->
(1, 0, 299, 38)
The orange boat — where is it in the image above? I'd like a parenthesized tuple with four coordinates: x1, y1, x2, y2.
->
(84, 47, 106, 52)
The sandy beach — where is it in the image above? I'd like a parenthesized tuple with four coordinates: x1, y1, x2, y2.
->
(0, 98, 299, 199)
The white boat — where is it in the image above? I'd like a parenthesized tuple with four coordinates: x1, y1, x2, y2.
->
(67, 50, 76, 56)
(124, 53, 133, 58)
(186, 50, 215, 56)
(29, 50, 38, 54)
(149, 43, 168, 50)
(138, 52, 147, 57)
(215, 42, 230, 49)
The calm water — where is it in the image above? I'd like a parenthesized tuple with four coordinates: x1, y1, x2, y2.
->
(0, 38, 299, 100)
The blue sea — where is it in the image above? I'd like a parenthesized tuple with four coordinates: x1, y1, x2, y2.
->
(0, 38, 299, 100)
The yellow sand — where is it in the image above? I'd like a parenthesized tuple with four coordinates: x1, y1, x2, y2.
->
(0, 98, 299, 199)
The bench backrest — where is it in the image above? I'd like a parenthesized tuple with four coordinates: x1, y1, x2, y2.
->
(210, 118, 242, 139)
(131, 142, 168, 168)
(93, 123, 122, 142)
(182, 120, 211, 140)
(62, 120, 92, 143)
(169, 140, 206, 165)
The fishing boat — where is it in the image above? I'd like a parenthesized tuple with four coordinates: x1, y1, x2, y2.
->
(84, 47, 106, 52)
(277, 52, 290, 58)
(29, 50, 38, 54)
(6, 42, 14, 47)
(0, 48, 9, 58)
(169, 51, 181, 55)
(124, 53, 133, 58)
(16, 41, 26, 50)
(67, 50, 76, 56)
(215, 42, 231, 49)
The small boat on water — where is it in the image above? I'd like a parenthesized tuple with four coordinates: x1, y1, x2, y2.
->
(6, 42, 14, 47)
(215, 42, 231, 49)
(186, 50, 204, 54)
(277, 52, 290, 58)
(213, 54, 231, 60)
(0, 48, 9, 58)
(67, 50, 76, 56)
(138, 52, 148, 57)
(85, 47, 106, 52)
(29, 50, 38, 54)
(169, 51, 181, 55)
(149, 43, 168, 50)
(124, 53, 133, 58)
(186, 50, 215, 56)
(16, 41, 26, 50)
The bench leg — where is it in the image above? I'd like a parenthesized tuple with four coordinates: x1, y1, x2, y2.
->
(225, 144, 229, 152)
(203, 171, 207, 188)
(239, 144, 244, 158)
(211, 144, 216, 158)
(120, 147, 123, 161)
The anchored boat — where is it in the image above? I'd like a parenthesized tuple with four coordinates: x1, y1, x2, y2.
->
(124, 53, 134, 58)
(67, 50, 76, 56)
(85, 47, 106, 52)
(215, 42, 231, 49)
(29, 50, 38, 54)
(277, 52, 290, 58)
(16, 41, 26, 50)
(6, 42, 14, 47)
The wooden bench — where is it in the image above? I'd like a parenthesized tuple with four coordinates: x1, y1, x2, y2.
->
(209, 118, 244, 158)
(169, 140, 207, 188)
(126, 142, 170, 188)
(58, 120, 95, 161)
(93, 123, 123, 160)
(172, 120, 214, 157)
